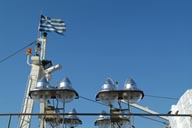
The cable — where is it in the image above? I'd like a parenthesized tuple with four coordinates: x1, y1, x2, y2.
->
(145, 94, 178, 101)
(0, 40, 36, 64)
(79, 95, 109, 107)
(80, 94, 178, 109)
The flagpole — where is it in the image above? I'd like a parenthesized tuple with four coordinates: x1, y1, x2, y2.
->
(39, 32, 47, 60)
(37, 12, 43, 39)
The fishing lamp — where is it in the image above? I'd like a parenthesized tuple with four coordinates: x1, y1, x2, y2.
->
(94, 110, 111, 128)
(65, 108, 82, 128)
(29, 77, 52, 102)
(121, 78, 144, 104)
(56, 77, 79, 103)
(95, 78, 118, 105)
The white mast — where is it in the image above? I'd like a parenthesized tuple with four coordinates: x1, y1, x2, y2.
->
(18, 33, 47, 128)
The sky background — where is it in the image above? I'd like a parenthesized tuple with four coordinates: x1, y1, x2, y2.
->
(0, 0, 192, 128)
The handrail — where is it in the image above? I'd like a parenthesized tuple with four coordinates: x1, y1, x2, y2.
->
(1, 112, 192, 117)
(3, 112, 191, 128)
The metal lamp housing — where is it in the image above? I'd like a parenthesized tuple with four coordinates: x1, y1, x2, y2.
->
(95, 111, 111, 128)
(56, 77, 79, 103)
(96, 78, 118, 105)
(65, 108, 82, 128)
(122, 78, 144, 104)
(29, 77, 52, 102)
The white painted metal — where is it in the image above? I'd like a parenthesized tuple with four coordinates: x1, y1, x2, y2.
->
(18, 34, 47, 128)
(169, 89, 192, 128)
(130, 103, 169, 121)
(18, 58, 44, 128)
(39, 34, 47, 128)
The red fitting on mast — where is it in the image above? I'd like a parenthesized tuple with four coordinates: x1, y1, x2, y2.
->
(26, 48, 32, 55)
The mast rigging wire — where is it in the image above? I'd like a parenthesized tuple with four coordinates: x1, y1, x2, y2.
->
(145, 94, 178, 100)
(0, 40, 36, 64)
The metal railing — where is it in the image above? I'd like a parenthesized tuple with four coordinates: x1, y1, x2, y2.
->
(1, 112, 192, 128)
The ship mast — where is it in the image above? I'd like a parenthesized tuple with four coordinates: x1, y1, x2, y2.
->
(18, 32, 48, 128)
(18, 14, 66, 128)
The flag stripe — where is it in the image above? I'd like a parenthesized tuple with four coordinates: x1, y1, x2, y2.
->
(39, 15, 66, 34)
(40, 24, 66, 29)
(39, 27, 65, 33)
(39, 26, 66, 32)
(40, 18, 65, 25)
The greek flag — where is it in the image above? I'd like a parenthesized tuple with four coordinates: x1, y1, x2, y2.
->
(39, 15, 66, 34)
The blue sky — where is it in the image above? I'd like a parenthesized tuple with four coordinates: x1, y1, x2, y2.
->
(0, 0, 192, 128)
